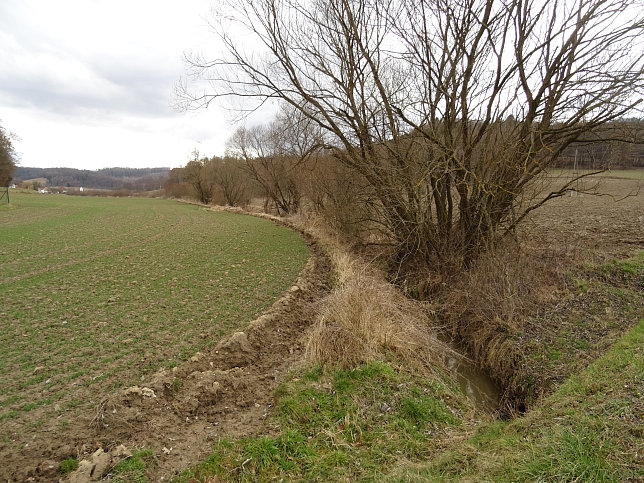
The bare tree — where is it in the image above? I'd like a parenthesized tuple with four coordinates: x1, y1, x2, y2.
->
(183, 0, 644, 270)
(227, 106, 322, 215)
(183, 150, 217, 204)
(303, 152, 378, 238)
(0, 123, 17, 187)
(228, 124, 301, 214)
(212, 155, 250, 206)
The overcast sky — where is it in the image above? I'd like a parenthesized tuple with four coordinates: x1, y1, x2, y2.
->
(0, 0, 248, 170)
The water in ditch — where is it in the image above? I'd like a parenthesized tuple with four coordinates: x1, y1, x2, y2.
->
(440, 338, 501, 412)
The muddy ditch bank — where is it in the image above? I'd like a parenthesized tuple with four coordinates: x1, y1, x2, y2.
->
(443, 178, 644, 415)
(440, 249, 644, 416)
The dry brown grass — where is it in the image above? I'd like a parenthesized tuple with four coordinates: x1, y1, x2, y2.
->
(446, 242, 566, 330)
(305, 246, 450, 372)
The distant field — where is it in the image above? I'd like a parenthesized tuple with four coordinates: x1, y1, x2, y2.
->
(0, 192, 309, 432)
(549, 168, 644, 180)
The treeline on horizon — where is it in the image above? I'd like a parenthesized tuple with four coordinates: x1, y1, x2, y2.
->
(553, 119, 644, 169)
(14, 167, 170, 191)
(12, 119, 644, 193)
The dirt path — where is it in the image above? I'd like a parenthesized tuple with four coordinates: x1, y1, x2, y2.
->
(8, 232, 332, 482)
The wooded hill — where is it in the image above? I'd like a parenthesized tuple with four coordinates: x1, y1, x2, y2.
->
(554, 120, 644, 169)
(14, 167, 170, 191)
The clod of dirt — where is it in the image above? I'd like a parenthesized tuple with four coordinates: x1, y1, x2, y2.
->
(36, 460, 57, 479)
(89, 449, 110, 479)
(69, 459, 94, 483)
(214, 332, 255, 367)
(189, 352, 204, 362)
(191, 371, 222, 402)
(123, 386, 157, 398)
(216, 332, 253, 354)
(112, 444, 131, 458)
(65, 446, 131, 483)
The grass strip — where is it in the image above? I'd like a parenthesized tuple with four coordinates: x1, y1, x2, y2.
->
(175, 361, 467, 482)
(390, 315, 644, 481)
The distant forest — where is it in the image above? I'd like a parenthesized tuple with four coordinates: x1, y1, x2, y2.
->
(14, 167, 170, 191)
(553, 120, 644, 169)
(556, 140, 644, 169)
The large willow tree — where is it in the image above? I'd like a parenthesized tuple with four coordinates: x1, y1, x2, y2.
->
(182, 0, 644, 270)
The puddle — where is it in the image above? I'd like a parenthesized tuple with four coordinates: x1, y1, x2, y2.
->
(440, 337, 501, 412)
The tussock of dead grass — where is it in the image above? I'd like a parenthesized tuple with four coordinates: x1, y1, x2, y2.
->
(306, 248, 449, 372)
(447, 243, 565, 329)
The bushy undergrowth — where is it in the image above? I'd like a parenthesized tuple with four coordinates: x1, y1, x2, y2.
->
(438, 242, 569, 411)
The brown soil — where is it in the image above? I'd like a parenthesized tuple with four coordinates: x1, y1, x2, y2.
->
(521, 176, 643, 262)
(2, 228, 332, 482)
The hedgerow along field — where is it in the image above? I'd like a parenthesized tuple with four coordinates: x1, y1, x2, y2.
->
(0, 191, 309, 440)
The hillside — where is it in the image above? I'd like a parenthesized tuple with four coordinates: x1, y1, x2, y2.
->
(14, 166, 170, 191)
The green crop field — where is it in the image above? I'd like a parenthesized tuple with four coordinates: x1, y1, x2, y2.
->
(0, 191, 309, 431)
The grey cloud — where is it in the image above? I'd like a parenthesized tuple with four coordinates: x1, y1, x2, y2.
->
(0, 2, 182, 121)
